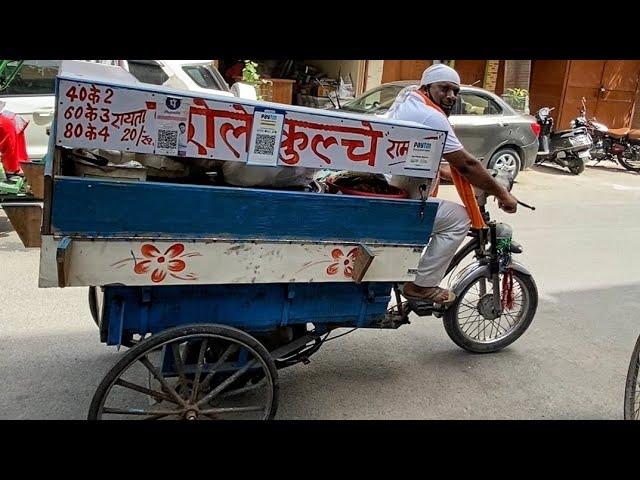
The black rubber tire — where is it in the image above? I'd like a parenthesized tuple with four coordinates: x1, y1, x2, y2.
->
(88, 324, 279, 420)
(618, 153, 640, 172)
(623, 333, 640, 420)
(443, 270, 538, 353)
(488, 148, 521, 180)
(568, 158, 585, 175)
(88, 287, 99, 328)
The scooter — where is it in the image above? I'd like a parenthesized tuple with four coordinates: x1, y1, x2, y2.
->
(535, 107, 592, 175)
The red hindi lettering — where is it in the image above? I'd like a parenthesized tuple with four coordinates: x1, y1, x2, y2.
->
(311, 134, 338, 165)
(280, 121, 309, 165)
(88, 85, 101, 104)
(139, 133, 153, 146)
(188, 102, 252, 156)
(340, 122, 383, 167)
(385, 140, 410, 159)
(85, 104, 98, 122)
(220, 122, 250, 159)
(85, 124, 97, 141)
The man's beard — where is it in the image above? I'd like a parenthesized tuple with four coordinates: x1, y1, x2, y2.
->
(427, 90, 452, 117)
(440, 104, 453, 116)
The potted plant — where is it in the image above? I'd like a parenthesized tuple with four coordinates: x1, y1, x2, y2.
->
(242, 60, 272, 101)
(502, 88, 529, 114)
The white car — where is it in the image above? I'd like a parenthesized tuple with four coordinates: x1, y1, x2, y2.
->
(0, 60, 239, 160)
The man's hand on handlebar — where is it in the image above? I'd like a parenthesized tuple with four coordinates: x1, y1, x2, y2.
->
(497, 191, 518, 213)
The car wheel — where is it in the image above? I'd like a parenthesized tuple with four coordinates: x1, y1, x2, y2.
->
(488, 148, 521, 179)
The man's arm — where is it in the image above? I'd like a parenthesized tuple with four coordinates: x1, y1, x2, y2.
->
(443, 148, 518, 213)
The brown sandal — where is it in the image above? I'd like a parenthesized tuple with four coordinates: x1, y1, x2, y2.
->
(402, 284, 456, 305)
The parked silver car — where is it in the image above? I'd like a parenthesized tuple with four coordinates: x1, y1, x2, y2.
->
(336, 81, 539, 178)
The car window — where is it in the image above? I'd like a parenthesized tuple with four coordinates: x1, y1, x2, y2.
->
(341, 85, 403, 113)
(0, 60, 61, 96)
(182, 64, 229, 91)
(126, 60, 169, 85)
(458, 93, 502, 115)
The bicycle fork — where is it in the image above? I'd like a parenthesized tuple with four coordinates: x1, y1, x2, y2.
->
(475, 223, 503, 317)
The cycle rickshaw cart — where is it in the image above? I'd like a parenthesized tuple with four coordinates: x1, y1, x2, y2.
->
(38, 61, 538, 420)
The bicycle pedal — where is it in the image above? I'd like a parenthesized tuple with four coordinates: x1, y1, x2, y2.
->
(407, 300, 435, 316)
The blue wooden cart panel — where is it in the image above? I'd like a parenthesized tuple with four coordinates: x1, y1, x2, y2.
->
(102, 282, 394, 345)
(51, 177, 437, 245)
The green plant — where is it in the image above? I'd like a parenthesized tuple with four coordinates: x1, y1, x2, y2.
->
(242, 60, 262, 100)
(506, 87, 528, 98)
(504, 88, 529, 112)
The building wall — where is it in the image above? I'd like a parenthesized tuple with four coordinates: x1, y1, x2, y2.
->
(483, 60, 500, 92)
(503, 60, 532, 91)
(364, 60, 384, 91)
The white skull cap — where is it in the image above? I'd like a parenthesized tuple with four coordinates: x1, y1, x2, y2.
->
(420, 64, 461, 87)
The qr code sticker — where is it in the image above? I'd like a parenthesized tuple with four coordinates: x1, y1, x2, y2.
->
(254, 134, 276, 155)
(157, 129, 178, 149)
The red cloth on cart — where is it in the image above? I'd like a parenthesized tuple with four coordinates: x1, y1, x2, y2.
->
(0, 112, 29, 173)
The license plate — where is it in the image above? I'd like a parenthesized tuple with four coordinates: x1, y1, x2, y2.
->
(578, 150, 591, 159)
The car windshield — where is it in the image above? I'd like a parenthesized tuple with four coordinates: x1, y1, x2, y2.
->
(340, 84, 405, 113)
(182, 64, 230, 92)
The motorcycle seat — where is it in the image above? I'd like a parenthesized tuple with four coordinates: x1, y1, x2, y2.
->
(553, 128, 581, 136)
(627, 129, 640, 140)
(608, 128, 630, 139)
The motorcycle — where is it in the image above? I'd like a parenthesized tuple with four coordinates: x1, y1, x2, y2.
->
(535, 106, 592, 175)
(571, 97, 640, 173)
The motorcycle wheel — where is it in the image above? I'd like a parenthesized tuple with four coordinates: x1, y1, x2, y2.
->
(443, 269, 538, 353)
(568, 158, 585, 175)
(618, 148, 640, 172)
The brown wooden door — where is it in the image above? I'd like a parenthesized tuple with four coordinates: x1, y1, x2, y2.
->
(529, 60, 569, 125)
(596, 60, 640, 128)
(454, 60, 486, 86)
(381, 60, 432, 83)
(559, 60, 640, 129)
(558, 60, 605, 129)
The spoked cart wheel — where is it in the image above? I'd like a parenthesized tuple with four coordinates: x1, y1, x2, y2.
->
(88, 324, 278, 420)
(624, 333, 640, 420)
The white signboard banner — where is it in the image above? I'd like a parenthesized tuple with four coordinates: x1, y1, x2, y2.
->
(55, 79, 157, 153)
(55, 76, 447, 179)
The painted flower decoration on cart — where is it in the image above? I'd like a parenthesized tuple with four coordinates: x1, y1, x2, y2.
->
(326, 247, 358, 278)
(111, 243, 201, 283)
